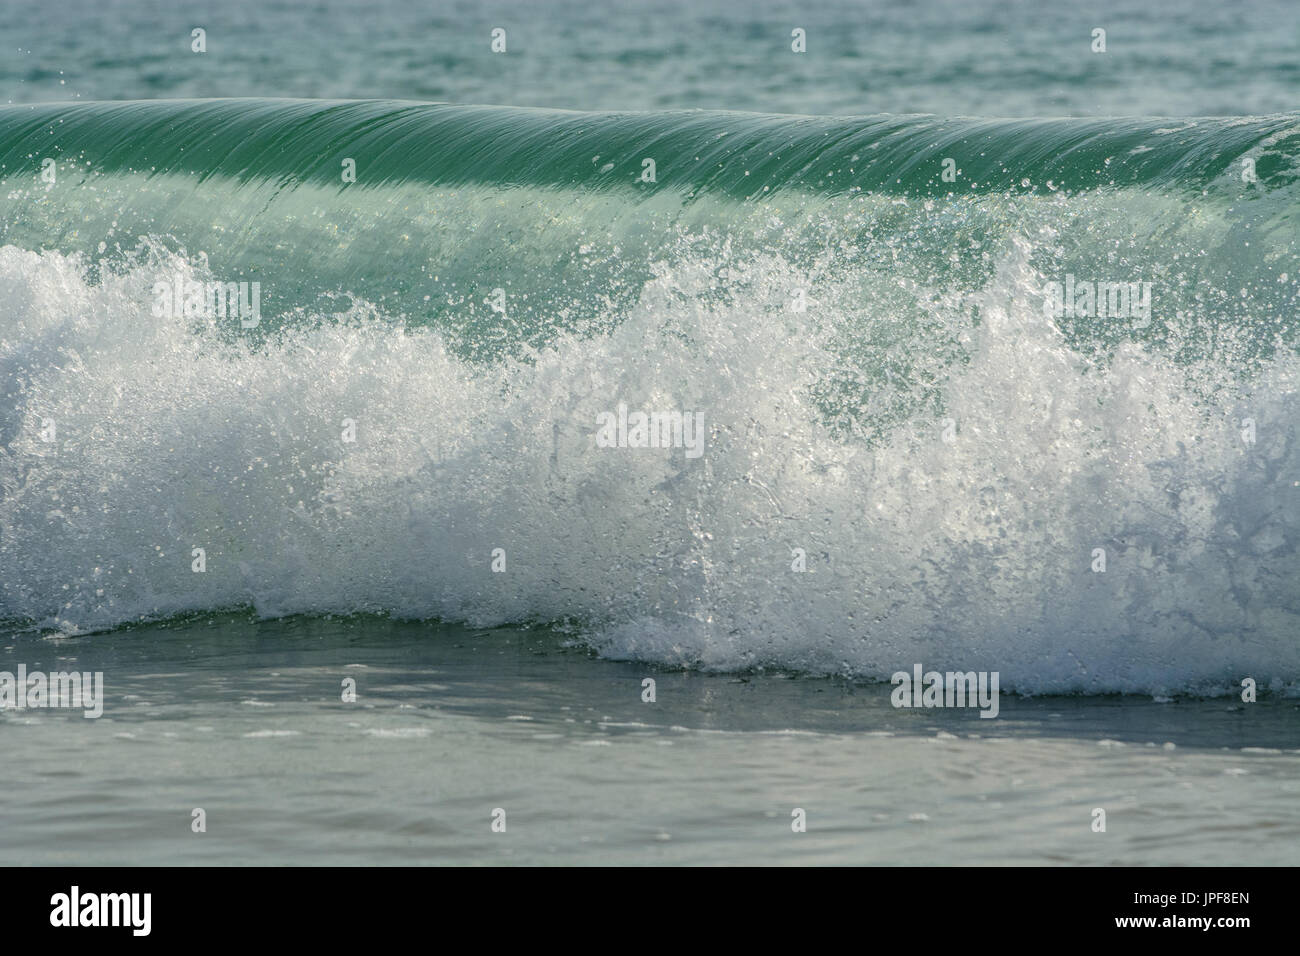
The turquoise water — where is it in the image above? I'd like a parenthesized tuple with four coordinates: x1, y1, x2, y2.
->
(1, 0, 1299, 865)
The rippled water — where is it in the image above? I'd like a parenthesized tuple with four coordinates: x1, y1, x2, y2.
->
(1, 617, 1296, 865)
(3, 0, 1298, 116)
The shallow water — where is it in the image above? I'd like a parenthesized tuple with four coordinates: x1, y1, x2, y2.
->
(2, 615, 1296, 865)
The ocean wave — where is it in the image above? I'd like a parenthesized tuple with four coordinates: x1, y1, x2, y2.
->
(1, 100, 1298, 694)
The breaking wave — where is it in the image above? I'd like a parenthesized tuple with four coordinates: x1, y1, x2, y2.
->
(1, 99, 1299, 695)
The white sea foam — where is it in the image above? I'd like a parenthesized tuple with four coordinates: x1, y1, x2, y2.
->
(1, 240, 1297, 695)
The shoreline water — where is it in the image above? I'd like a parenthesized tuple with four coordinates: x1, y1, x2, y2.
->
(3, 615, 1296, 865)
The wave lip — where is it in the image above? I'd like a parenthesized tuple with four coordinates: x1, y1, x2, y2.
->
(2, 98, 1299, 198)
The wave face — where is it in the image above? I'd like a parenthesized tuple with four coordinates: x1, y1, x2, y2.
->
(1, 99, 1300, 695)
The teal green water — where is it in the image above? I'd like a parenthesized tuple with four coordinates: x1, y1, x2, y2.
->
(7, 99, 1297, 195)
